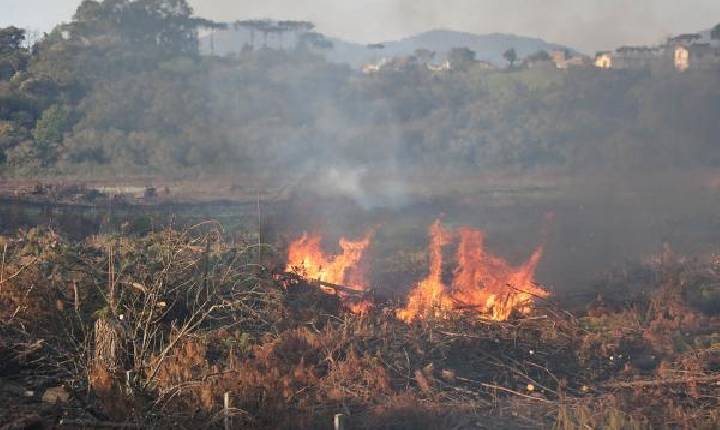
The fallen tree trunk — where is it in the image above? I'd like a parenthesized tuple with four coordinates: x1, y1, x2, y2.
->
(317, 280, 368, 297)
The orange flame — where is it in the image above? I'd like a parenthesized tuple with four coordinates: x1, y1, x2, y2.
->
(452, 228, 547, 320)
(398, 220, 548, 322)
(286, 231, 373, 312)
(396, 220, 454, 321)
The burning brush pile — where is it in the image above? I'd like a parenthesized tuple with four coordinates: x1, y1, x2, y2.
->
(2, 225, 720, 429)
(285, 219, 549, 322)
(286, 230, 374, 314)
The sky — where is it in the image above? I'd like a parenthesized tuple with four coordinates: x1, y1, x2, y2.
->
(3, 0, 720, 53)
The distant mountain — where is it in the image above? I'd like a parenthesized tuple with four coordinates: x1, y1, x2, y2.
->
(328, 30, 576, 66)
(200, 28, 579, 67)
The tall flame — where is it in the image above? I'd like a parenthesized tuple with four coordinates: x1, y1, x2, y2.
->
(452, 228, 547, 320)
(398, 220, 548, 322)
(286, 231, 373, 312)
(396, 220, 454, 321)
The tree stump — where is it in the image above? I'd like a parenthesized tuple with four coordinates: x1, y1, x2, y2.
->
(93, 318, 124, 371)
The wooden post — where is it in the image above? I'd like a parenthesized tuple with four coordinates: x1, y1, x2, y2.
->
(73, 281, 80, 313)
(224, 391, 231, 430)
(333, 414, 345, 430)
(256, 191, 262, 266)
(0, 242, 6, 293)
(108, 245, 116, 315)
(125, 370, 133, 395)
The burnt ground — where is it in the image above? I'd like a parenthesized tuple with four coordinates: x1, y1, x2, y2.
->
(2, 169, 720, 300)
(2, 169, 720, 428)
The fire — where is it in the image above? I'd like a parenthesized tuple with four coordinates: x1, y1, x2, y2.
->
(286, 231, 373, 312)
(396, 220, 454, 321)
(288, 219, 548, 320)
(398, 220, 548, 322)
(452, 227, 547, 320)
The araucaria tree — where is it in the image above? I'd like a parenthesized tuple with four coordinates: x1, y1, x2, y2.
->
(0, 26, 28, 79)
(504, 48, 518, 68)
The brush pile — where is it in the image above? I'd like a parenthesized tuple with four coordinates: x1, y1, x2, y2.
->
(1, 227, 720, 429)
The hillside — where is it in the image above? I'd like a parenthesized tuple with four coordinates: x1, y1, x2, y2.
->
(328, 29, 576, 66)
(201, 28, 577, 66)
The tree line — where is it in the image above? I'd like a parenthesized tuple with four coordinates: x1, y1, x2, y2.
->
(1, 0, 719, 176)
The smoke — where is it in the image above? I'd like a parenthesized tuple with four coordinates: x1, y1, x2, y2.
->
(189, 0, 720, 52)
(5, 0, 720, 52)
(6, 0, 720, 294)
(309, 166, 410, 210)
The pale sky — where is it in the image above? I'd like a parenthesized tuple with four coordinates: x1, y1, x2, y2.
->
(3, 0, 720, 53)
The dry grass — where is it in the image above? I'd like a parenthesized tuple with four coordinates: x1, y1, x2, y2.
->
(2, 226, 720, 429)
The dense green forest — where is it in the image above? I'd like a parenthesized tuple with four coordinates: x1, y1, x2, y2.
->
(1, 0, 719, 177)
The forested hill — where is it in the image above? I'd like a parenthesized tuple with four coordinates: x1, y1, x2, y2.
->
(1, 0, 719, 179)
(332, 30, 574, 66)
(202, 28, 574, 66)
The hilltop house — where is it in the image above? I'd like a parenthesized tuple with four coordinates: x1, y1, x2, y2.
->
(523, 49, 590, 70)
(593, 45, 668, 71)
(674, 44, 690, 71)
(594, 51, 613, 69)
(612, 45, 666, 70)
(361, 56, 424, 74)
(669, 33, 720, 71)
(673, 43, 720, 71)
(427, 60, 452, 73)
(361, 55, 494, 74)
(669, 33, 703, 46)
(595, 28, 720, 72)
(551, 50, 591, 69)
(361, 57, 389, 74)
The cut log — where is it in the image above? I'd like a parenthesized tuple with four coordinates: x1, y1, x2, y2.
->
(317, 280, 368, 297)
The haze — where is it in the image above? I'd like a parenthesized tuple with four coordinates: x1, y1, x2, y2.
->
(3, 0, 720, 53)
